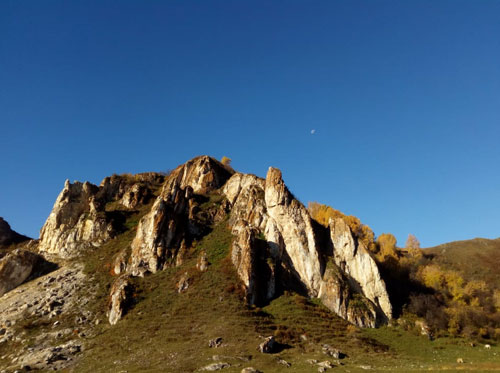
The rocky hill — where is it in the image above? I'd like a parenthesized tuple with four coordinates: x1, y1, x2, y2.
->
(0, 156, 498, 372)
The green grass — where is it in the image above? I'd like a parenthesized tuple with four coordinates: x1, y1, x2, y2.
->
(7, 196, 493, 373)
(71, 214, 500, 372)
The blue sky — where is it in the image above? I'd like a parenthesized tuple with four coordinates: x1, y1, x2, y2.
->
(1, 0, 499, 247)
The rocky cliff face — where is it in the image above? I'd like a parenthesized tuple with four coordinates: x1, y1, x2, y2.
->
(34, 155, 392, 328)
(128, 156, 233, 276)
(38, 180, 113, 257)
(38, 174, 162, 258)
(329, 218, 392, 322)
(264, 167, 323, 297)
(223, 167, 391, 327)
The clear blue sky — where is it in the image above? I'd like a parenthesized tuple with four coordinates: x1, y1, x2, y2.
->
(1, 1, 499, 247)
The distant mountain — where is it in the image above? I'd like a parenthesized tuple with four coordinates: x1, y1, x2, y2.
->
(0, 217, 30, 248)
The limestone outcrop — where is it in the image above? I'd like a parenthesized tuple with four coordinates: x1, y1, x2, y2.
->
(33, 155, 393, 328)
(318, 264, 377, 327)
(161, 155, 233, 196)
(225, 166, 390, 326)
(329, 218, 392, 321)
(224, 173, 268, 231)
(128, 188, 191, 275)
(0, 249, 45, 296)
(264, 167, 322, 297)
(38, 174, 162, 258)
(129, 156, 232, 275)
(231, 224, 258, 304)
(38, 180, 114, 257)
(108, 275, 132, 325)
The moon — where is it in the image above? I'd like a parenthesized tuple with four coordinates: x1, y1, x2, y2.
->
(311, 129, 316, 135)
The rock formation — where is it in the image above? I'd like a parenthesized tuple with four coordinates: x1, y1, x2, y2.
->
(264, 167, 323, 297)
(161, 155, 233, 195)
(38, 174, 162, 258)
(129, 156, 232, 275)
(0, 249, 46, 296)
(34, 155, 393, 328)
(0, 217, 30, 248)
(329, 218, 392, 321)
(108, 275, 132, 325)
(38, 180, 115, 257)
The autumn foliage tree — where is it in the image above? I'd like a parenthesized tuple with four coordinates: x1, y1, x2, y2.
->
(405, 234, 422, 259)
(376, 233, 398, 260)
(221, 156, 232, 167)
(307, 202, 376, 252)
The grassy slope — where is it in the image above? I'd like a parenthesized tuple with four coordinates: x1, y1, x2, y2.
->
(426, 237, 500, 288)
(72, 209, 500, 372)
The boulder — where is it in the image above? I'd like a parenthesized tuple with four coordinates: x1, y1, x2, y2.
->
(0, 249, 45, 296)
(258, 336, 277, 353)
(201, 362, 230, 371)
(241, 368, 262, 373)
(177, 272, 190, 293)
(196, 250, 209, 272)
(321, 344, 343, 359)
(208, 337, 223, 348)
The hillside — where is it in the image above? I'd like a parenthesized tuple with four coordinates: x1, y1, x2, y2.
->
(426, 238, 500, 288)
(0, 156, 498, 372)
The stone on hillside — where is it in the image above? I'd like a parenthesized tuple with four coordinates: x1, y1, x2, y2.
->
(241, 368, 262, 373)
(258, 336, 277, 353)
(208, 337, 223, 348)
(108, 275, 132, 325)
(201, 362, 230, 371)
(321, 344, 343, 359)
(196, 250, 209, 272)
(318, 360, 334, 368)
(112, 249, 128, 275)
(177, 272, 190, 293)
(0, 249, 46, 296)
(277, 358, 291, 367)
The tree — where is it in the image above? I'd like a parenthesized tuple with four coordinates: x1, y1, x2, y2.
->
(308, 201, 376, 252)
(405, 234, 422, 258)
(377, 233, 398, 259)
(221, 156, 232, 167)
